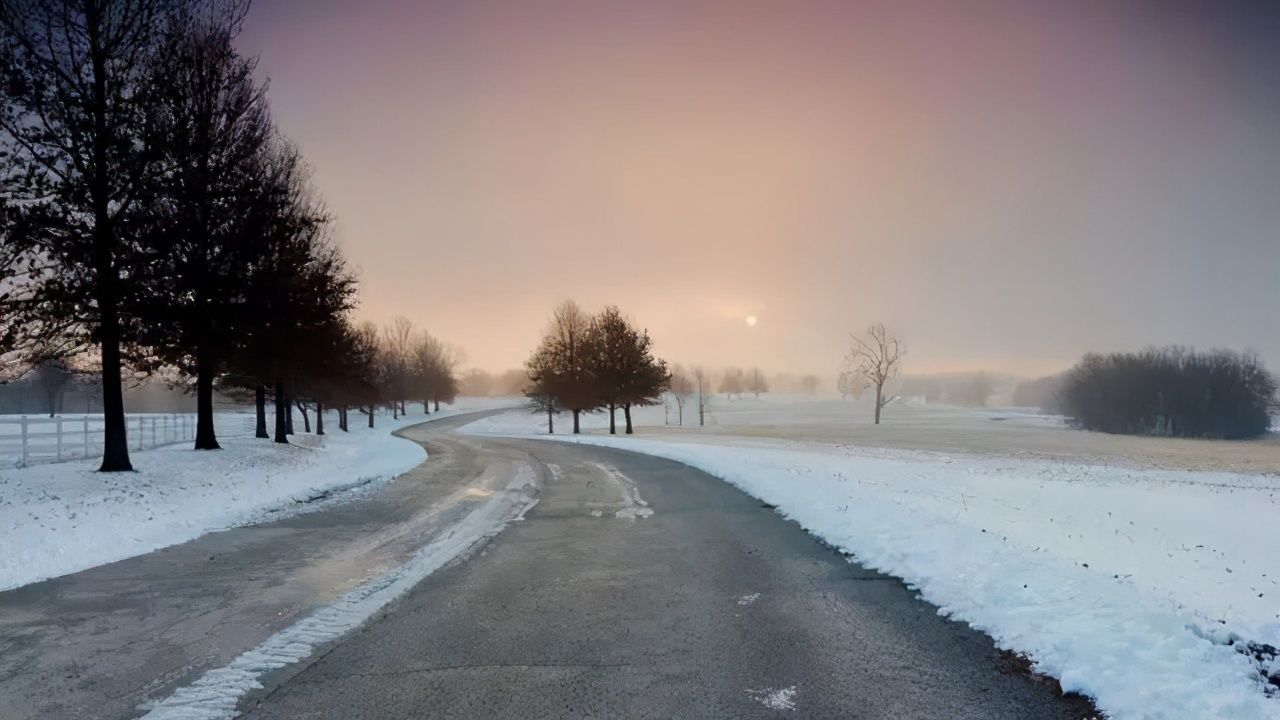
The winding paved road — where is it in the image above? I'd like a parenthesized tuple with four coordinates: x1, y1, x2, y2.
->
(0, 412, 1096, 719)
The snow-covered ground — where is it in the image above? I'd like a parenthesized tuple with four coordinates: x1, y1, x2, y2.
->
(464, 401, 1280, 720)
(0, 399, 511, 591)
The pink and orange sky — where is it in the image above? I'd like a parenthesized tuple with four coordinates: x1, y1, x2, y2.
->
(238, 1, 1280, 377)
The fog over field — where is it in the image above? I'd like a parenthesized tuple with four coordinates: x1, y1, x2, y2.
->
(239, 0, 1280, 376)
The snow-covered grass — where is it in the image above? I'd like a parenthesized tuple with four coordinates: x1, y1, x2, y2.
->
(464, 406, 1280, 719)
(0, 399, 511, 592)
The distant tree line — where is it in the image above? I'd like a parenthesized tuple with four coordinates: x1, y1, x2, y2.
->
(1060, 347, 1277, 439)
(524, 301, 669, 435)
(457, 368, 529, 397)
(0, 1, 456, 469)
(899, 371, 997, 407)
(1011, 374, 1065, 413)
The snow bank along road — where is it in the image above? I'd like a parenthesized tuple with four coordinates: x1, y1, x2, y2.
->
(0, 411, 1096, 720)
(466, 406, 1280, 720)
(0, 411, 537, 719)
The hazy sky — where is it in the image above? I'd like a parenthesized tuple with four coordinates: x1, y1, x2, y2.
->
(238, 1, 1280, 377)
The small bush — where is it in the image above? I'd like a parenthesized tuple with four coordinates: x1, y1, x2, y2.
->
(1060, 347, 1277, 439)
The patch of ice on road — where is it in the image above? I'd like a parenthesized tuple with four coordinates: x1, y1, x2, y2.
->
(737, 592, 761, 606)
(588, 461, 654, 519)
(746, 685, 797, 711)
(137, 464, 540, 720)
(614, 506, 654, 520)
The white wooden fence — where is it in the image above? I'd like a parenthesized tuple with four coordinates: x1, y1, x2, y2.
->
(0, 413, 256, 468)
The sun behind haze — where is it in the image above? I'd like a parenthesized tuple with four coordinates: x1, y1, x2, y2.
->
(236, 0, 1280, 377)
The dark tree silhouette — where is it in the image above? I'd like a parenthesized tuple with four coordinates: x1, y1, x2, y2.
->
(614, 322, 668, 435)
(133, 1, 269, 450)
(232, 142, 355, 444)
(524, 334, 568, 434)
(589, 306, 632, 434)
(0, 0, 189, 470)
(539, 300, 598, 434)
(1060, 347, 1277, 439)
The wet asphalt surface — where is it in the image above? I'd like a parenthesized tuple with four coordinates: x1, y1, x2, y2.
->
(0, 412, 1098, 719)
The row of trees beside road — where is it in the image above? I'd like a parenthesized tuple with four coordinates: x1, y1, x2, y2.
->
(524, 302, 670, 434)
(0, 0, 457, 468)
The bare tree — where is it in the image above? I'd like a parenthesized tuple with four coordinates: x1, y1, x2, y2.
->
(381, 316, 415, 417)
(846, 323, 905, 424)
(745, 367, 768, 398)
(693, 366, 711, 426)
(669, 365, 694, 426)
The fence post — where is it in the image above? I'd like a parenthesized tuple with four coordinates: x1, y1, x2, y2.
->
(20, 416, 28, 467)
(56, 417, 63, 461)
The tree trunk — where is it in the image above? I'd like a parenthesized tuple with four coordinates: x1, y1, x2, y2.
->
(678, 402, 683, 426)
(424, 399, 430, 415)
(194, 350, 220, 450)
(368, 405, 375, 428)
(547, 408, 554, 434)
(874, 385, 883, 425)
(338, 406, 347, 432)
(609, 404, 616, 434)
(88, 6, 131, 473)
(434, 399, 439, 412)
(296, 400, 310, 433)
(392, 401, 398, 419)
(273, 381, 288, 443)
(573, 409, 581, 434)
(97, 321, 132, 471)
(255, 385, 269, 438)
(316, 402, 324, 435)
(624, 403, 634, 434)
(285, 396, 295, 434)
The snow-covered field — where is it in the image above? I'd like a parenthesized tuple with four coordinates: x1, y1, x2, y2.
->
(464, 398, 1280, 720)
(0, 400, 510, 591)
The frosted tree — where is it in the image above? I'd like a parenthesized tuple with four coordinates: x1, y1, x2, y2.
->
(846, 323, 905, 424)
